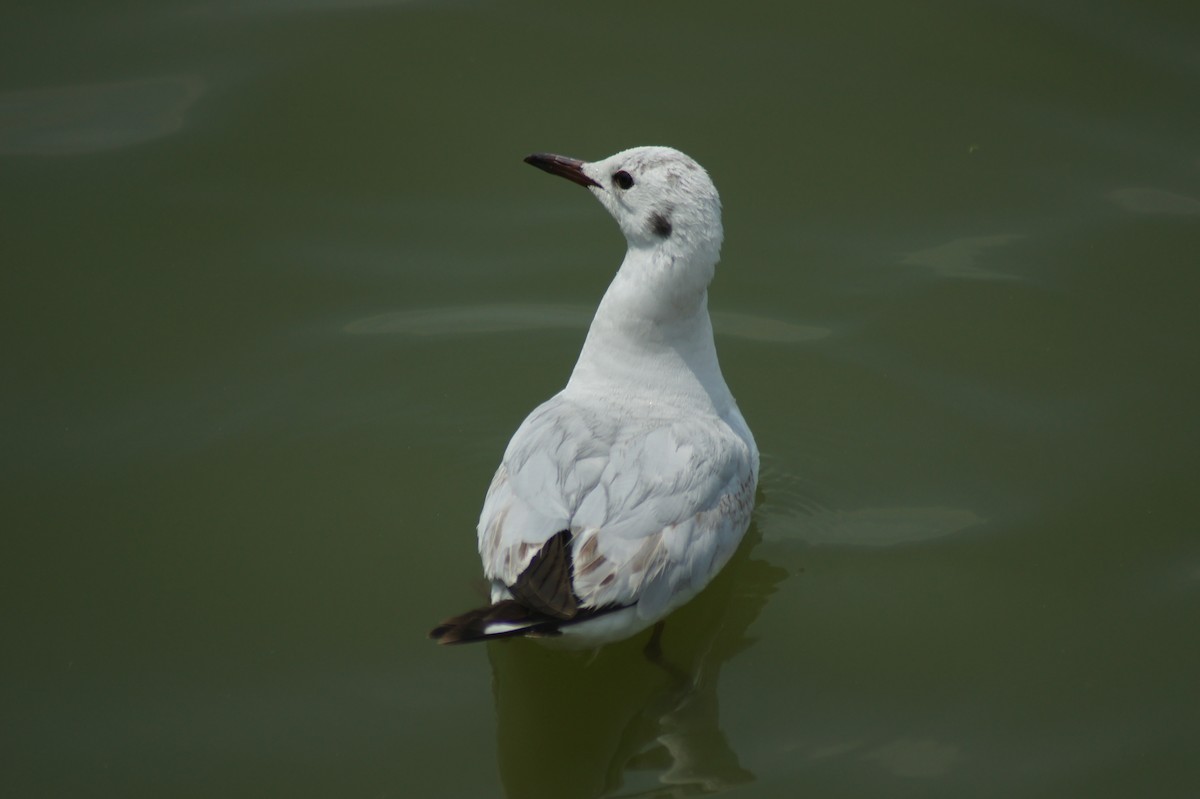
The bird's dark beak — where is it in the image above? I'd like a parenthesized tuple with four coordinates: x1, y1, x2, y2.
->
(524, 153, 601, 188)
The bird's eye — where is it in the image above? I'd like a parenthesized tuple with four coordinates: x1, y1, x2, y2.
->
(612, 170, 634, 190)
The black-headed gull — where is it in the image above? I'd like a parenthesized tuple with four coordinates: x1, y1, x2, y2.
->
(431, 146, 758, 647)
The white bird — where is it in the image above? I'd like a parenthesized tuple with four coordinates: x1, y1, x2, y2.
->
(430, 146, 758, 647)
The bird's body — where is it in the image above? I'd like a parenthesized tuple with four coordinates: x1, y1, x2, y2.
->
(431, 146, 757, 647)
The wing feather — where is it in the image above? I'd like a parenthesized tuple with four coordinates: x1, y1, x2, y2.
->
(477, 393, 758, 615)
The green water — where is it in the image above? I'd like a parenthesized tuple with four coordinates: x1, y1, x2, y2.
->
(4, 1, 1199, 796)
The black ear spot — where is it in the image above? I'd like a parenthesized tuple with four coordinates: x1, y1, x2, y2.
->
(649, 212, 672, 238)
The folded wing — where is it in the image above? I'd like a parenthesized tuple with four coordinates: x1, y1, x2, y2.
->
(478, 394, 756, 622)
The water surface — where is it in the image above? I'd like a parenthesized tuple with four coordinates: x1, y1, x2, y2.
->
(4, 1, 1199, 796)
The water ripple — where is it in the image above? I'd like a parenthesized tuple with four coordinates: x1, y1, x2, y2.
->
(0, 75, 204, 155)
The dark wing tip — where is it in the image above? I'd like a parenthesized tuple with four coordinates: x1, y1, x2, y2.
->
(430, 532, 632, 647)
(508, 530, 580, 620)
(428, 599, 561, 645)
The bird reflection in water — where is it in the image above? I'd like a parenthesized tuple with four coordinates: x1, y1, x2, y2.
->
(486, 526, 785, 798)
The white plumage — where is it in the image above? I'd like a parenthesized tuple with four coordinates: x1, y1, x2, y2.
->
(431, 146, 757, 647)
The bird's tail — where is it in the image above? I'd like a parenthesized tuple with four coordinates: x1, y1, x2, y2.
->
(430, 531, 628, 645)
(429, 599, 562, 645)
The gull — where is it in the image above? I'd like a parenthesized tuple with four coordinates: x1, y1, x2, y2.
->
(430, 146, 758, 647)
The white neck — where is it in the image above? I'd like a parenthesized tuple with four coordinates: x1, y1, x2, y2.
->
(564, 245, 733, 415)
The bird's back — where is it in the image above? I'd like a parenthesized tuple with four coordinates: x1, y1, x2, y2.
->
(478, 390, 757, 636)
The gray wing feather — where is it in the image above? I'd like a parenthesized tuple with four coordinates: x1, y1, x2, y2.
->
(477, 393, 757, 617)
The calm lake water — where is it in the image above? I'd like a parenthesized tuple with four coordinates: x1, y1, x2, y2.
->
(4, 1, 1199, 796)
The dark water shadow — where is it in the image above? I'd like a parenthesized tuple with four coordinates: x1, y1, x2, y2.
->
(485, 523, 786, 798)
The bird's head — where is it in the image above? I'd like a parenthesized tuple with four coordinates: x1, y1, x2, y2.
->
(525, 146, 724, 265)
